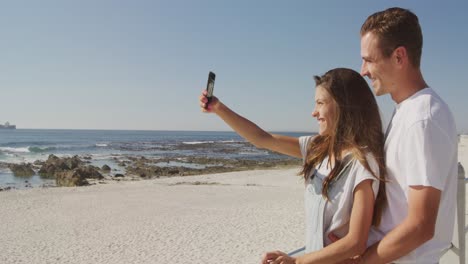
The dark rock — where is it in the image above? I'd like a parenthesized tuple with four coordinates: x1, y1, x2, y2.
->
(114, 174, 124, 178)
(56, 170, 89, 187)
(36, 155, 103, 186)
(78, 166, 103, 179)
(33, 160, 45, 166)
(47, 154, 60, 162)
(55, 166, 103, 187)
(65, 155, 82, 170)
(167, 168, 180, 175)
(8, 163, 35, 177)
(126, 164, 191, 178)
(101, 165, 111, 171)
(38, 155, 83, 178)
(0, 162, 10, 169)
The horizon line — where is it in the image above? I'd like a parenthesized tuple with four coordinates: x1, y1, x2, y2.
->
(4, 128, 316, 134)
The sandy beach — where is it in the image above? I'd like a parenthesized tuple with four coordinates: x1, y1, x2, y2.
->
(1, 136, 467, 264)
(0, 169, 305, 264)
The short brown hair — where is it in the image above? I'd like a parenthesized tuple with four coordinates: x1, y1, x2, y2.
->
(361, 7, 423, 67)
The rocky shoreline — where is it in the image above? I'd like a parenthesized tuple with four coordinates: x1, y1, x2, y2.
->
(0, 154, 302, 191)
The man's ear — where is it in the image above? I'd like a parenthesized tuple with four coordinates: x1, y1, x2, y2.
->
(393, 46, 408, 66)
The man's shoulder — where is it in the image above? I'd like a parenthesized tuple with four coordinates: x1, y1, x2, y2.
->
(400, 88, 453, 126)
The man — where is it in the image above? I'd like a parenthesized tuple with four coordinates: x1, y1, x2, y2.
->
(357, 7, 458, 264)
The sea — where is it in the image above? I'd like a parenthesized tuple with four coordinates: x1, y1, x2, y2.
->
(0, 129, 311, 189)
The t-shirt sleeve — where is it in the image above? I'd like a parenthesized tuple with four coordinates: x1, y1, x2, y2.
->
(299, 136, 314, 163)
(352, 153, 380, 199)
(400, 119, 455, 190)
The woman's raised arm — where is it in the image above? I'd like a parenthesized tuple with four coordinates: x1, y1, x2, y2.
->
(199, 90, 301, 158)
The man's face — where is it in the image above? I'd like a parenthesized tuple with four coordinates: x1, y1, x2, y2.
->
(360, 32, 396, 96)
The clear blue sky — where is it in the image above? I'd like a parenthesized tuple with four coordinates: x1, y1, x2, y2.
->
(1, 1, 467, 133)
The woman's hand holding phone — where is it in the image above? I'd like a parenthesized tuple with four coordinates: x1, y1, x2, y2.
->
(199, 90, 219, 113)
(200, 71, 220, 113)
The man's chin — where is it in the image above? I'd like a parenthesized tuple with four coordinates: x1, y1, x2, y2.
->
(373, 87, 386, 96)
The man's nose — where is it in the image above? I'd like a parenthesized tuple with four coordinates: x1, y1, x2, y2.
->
(361, 61, 368, 76)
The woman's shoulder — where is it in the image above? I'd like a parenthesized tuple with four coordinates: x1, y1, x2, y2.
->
(298, 135, 316, 144)
(348, 150, 380, 176)
(298, 135, 318, 157)
(339, 151, 381, 198)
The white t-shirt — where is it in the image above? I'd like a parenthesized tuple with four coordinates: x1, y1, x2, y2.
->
(299, 136, 384, 247)
(382, 88, 458, 263)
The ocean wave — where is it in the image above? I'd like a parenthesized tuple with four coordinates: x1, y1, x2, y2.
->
(90, 153, 121, 160)
(182, 141, 215, 145)
(238, 151, 270, 156)
(1, 141, 52, 147)
(182, 140, 243, 145)
(95, 143, 108, 147)
(29, 146, 56, 153)
(0, 146, 56, 155)
(0, 147, 31, 153)
(219, 140, 241, 143)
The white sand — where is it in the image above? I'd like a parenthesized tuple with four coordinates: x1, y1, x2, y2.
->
(1, 137, 467, 264)
(0, 169, 305, 264)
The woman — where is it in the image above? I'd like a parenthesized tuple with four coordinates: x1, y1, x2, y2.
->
(199, 68, 385, 264)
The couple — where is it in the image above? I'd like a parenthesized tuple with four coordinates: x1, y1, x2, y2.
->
(199, 7, 457, 264)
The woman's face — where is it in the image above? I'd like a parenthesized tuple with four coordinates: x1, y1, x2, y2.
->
(312, 85, 337, 136)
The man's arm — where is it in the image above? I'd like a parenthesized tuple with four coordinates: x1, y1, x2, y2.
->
(361, 186, 441, 263)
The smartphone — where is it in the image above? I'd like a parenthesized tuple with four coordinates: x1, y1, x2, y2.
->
(205, 71, 216, 106)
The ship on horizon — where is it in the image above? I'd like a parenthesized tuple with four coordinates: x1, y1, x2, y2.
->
(0, 121, 16, 129)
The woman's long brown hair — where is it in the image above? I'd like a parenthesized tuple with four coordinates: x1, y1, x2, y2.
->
(299, 68, 386, 226)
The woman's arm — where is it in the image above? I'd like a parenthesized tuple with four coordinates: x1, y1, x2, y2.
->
(295, 179, 376, 264)
(200, 91, 301, 158)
